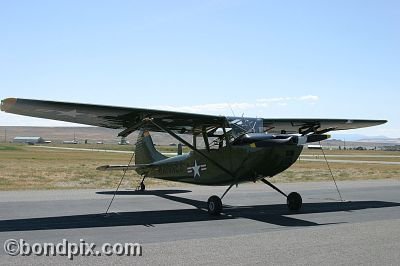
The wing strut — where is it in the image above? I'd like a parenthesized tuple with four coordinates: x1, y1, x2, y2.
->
(202, 126, 210, 151)
(118, 121, 146, 137)
(319, 141, 344, 202)
(144, 118, 236, 179)
(104, 149, 136, 215)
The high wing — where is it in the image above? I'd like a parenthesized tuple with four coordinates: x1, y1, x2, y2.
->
(1, 98, 225, 136)
(262, 118, 387, 135)
(1, 98, 387, 136)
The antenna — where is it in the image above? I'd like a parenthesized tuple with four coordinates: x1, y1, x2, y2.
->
(228, 104, 236, 117)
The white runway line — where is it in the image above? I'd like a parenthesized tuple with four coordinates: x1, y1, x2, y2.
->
(301, 154, 400, 158)
(300, 158, 400, 165)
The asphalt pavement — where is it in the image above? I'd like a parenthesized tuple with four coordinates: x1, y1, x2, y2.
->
(0, 180, 399, 265)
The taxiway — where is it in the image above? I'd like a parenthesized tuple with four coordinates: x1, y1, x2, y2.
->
(0, 180, 399, 265)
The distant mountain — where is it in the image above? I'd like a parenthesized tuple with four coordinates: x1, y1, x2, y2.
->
(0, 126, 191, 146)
(2, 126, 399, 146)
(331, 134, 372, 141)
(330, 133, 400, 144)
(357, 137, 400, 144)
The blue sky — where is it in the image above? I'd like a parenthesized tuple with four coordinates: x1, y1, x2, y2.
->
(0, 0, 399, 137)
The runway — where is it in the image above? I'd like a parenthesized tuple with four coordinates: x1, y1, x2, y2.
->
(0, 180, 399, 265)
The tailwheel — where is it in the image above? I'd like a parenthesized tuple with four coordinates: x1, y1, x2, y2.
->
(287, 192, 302, 211)
(136, 176, 146, 191)
(207, 195, 222, 215)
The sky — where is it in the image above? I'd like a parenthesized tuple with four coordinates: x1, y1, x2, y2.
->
(0, 0, 399, 137)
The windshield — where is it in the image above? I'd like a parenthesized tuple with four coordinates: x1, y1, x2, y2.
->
(226, 116, 264, 139)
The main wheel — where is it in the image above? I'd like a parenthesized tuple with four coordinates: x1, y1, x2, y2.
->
(287, 192, 302, 211)
(207, 195, 222, 215)
(140, 183, 146, 191)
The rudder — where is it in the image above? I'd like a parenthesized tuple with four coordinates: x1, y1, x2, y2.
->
(135, 130, 167, 165)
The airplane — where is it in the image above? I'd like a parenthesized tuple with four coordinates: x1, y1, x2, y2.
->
(1, 97, 387, 215)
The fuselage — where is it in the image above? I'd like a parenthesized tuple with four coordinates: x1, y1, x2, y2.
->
(135, 135, 303, 185)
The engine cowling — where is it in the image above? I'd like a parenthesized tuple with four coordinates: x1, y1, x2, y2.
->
(231, 133, 330, 147)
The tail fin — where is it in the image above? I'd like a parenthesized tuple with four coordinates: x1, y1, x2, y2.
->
(135, 130, 167, 164)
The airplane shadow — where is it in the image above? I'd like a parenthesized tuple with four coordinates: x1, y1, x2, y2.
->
(0, 189, 399, 232)
(99, 189, 192, 196)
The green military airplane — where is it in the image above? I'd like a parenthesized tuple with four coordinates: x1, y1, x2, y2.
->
(1, 98, 387, 215)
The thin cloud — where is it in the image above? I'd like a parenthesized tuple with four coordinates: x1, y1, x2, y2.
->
(153, 95, 320, 115)
(257, 95, 319, 103)
(256, 97, 292, 103)
(299, 95, 319, 101)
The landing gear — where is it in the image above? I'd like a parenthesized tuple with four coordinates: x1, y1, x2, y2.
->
(207, 195, 222, 215)
(261, 178, 303, 211)
(136, 176, 146, 191)
(207, 182, 235, 215)
(287, 192, 302, 211)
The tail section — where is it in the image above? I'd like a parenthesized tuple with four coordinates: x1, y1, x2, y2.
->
(135, 130, 167, 165)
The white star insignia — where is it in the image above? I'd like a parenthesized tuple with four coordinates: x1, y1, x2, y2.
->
(187, 160, 207, 178)
(191, 160, 201, 178)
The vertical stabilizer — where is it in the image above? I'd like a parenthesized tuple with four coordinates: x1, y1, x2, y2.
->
(135, 130, 167, 164)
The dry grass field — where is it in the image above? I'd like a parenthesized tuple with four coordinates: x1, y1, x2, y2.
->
(0, 143, 399, 190)
(0, 143, 172, 190)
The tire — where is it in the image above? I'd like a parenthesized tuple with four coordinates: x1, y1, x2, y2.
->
(207, 195, 222, 215)
(287, 192, 302, 211)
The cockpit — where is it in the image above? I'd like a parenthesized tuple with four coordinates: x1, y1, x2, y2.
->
(226, 116, 264, 139)
(208, 117, 298, 148)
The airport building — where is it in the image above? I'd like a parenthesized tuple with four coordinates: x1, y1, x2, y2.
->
(13, 136, 44, 144)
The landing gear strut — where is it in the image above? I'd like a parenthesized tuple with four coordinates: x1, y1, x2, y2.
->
(261, 178, 302, 211)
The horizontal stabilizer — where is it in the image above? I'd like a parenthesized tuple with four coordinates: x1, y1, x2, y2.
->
(96, 164, 150, 171)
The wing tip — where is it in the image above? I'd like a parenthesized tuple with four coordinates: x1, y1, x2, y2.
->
(374, 119, 388, 126)
(1, 98, 17, 112)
